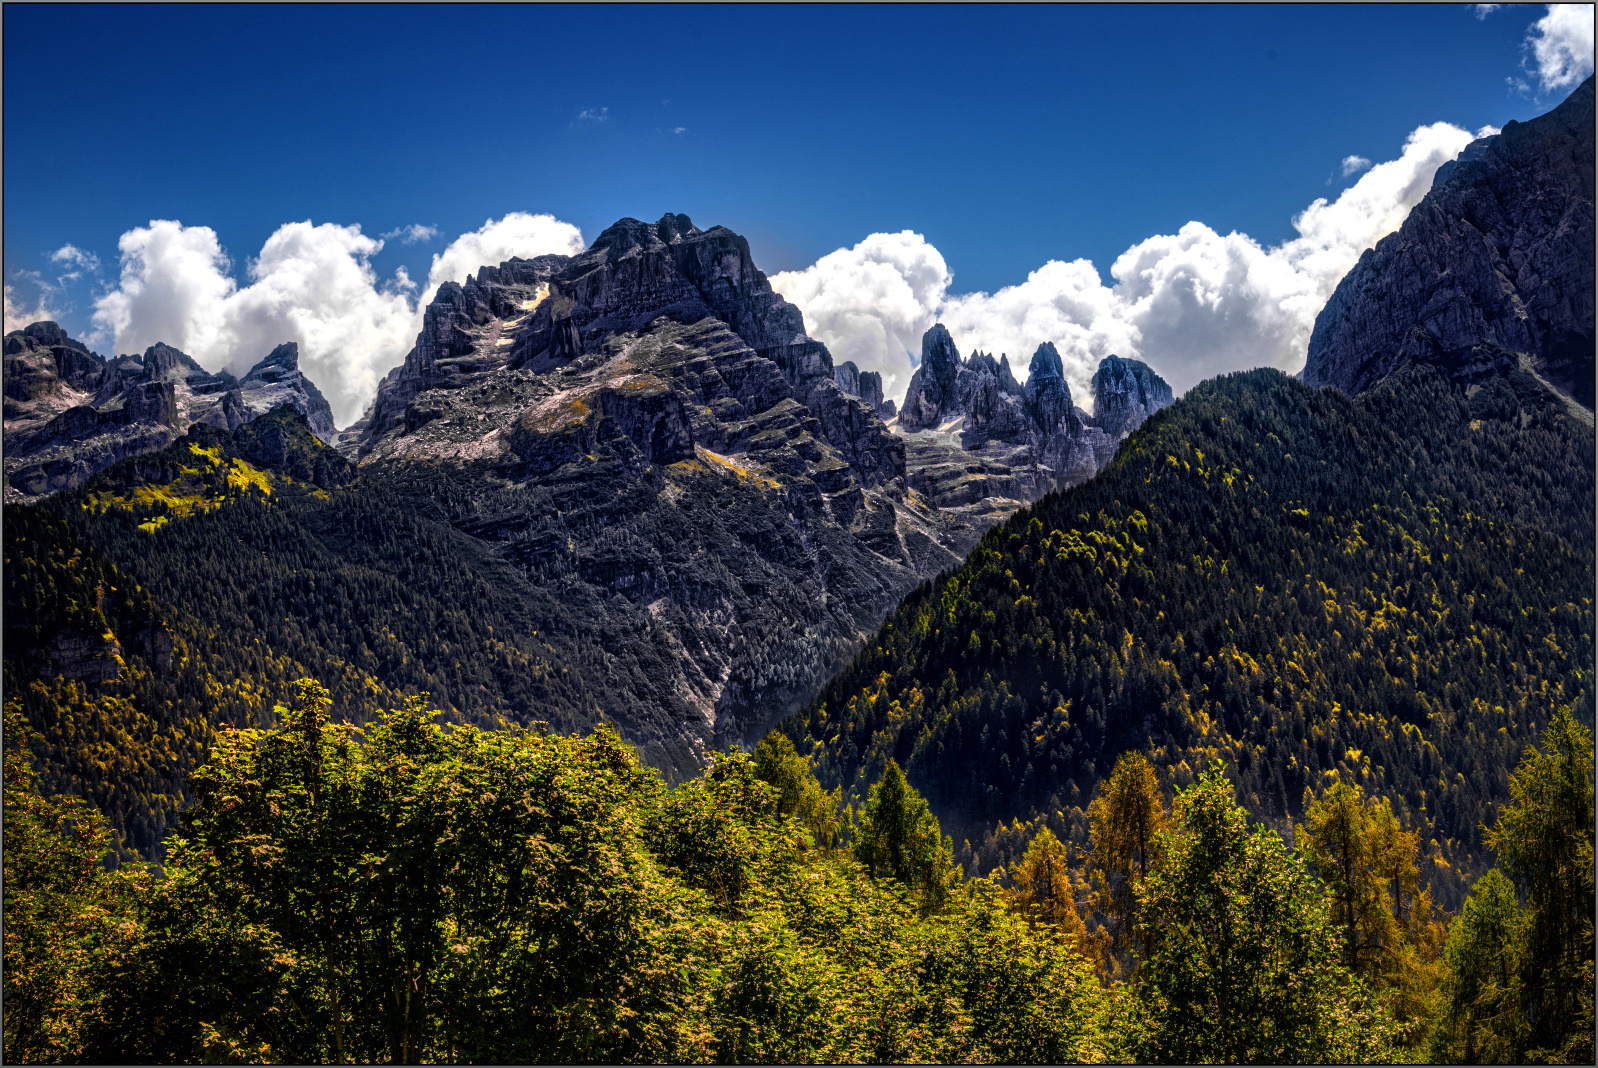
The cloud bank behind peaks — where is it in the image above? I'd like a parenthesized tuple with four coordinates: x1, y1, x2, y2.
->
(90, 213, 584, 427)
(769, 231, 951, 394)
(775, 120, 1474, 406)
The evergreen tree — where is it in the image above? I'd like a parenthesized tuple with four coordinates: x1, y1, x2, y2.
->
(851, 760, 959, 916)
(1485, 707, 1594, 1062)
(1086, 749, 1166, 969)
(1005, 825, 1089, 953)
(1431, 867, 1521, 1063)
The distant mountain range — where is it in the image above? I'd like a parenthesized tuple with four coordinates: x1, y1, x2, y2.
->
(4, 324, 335, 499)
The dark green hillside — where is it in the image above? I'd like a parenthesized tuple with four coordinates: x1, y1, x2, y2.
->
(785, 367, 1593, 906)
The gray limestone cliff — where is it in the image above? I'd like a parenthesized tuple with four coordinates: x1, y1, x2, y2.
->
(1093, 354, 1175, 440)
(1302, 77, 1594, 409)
(834, 360, 896, 421)
(334, 213, 1030, 769)
(4, 326, 341, 501)
(895, 324, 1173, 496)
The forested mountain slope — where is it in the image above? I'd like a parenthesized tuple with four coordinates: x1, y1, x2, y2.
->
(784, 365, 1593, 908)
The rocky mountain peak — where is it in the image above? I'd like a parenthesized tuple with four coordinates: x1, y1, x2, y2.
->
(1028, 341, 1065, 383)
(1092, 355, 1174, 440)
(1023, 342, 1075, 434)
(899, 324, 963, 430)
(1303, 76, 1593, 409)
(15, 320, 93, 355)
(140, 342, 208, 384)
(241, 341, 302, 384)
(655, 212, 702, 243)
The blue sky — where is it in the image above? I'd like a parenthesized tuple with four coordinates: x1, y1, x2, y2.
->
(4, 4, 1590, 423)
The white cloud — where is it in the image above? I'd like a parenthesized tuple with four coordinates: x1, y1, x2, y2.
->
(89, 213, 585, 428)
(4, 281, 60, 334)
(1526, 4, 1594, 91)
(1476, 124, 1502, 138)
(776, 120, 1475, 406)
(576, 107, 609, 122)
(1340, 154, 1372, 177)
(50, 244, 100, 271)
(672, 126, 687, 134)
(770, 231, 952, 394)
(422, 212, 585, 307)
(1473, 4, 1503, 19)
(380, 224, 438, 244)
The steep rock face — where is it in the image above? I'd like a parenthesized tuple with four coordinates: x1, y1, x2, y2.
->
(238, 343, 338, 441)
(338, 216, 1027, 771)
(895, 326, 1171, 496)
(899, 324, 963, 429)
(4, 326, 343, 501)
(1302, 77, 1594, 408)
(3, 322, 121, 435)
(1093, 355, 1175, 440)
(835, 361, 897, 423)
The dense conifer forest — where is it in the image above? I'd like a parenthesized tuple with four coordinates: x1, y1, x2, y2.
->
(787, 367, 1593, 912)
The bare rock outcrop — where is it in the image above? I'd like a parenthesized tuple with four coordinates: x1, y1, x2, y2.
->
(4, 326, 343, 500)
(1302, 76, 1593, 408)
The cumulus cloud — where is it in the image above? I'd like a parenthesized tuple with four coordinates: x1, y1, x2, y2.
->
(422, 212, 585, 307)
(1340, 154, 1372, 177)
(576, 107, 609, 122)
(4, 281, 60, 334)
(1472, 4, 1503, 19)
(770, 231, 952, 394)
(775, 120, 1475, 406)
(380, 224, 439, 244)
(1526, 4, 1595, 91)
(1477, 124, 1502, 138)
(50, 244, 100, 272)
(89, 213, 586, 428)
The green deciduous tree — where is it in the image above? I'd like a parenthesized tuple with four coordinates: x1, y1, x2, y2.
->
(83, 680, 684, 1064)
(2, 702, 149, 1064)
(752, 730, 846, 849)
(1133, 765, 1396, 1064)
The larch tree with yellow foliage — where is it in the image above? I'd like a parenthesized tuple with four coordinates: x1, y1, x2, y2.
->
(1086, 750, 1166, 972)
(1004, 826, 1089, 954)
